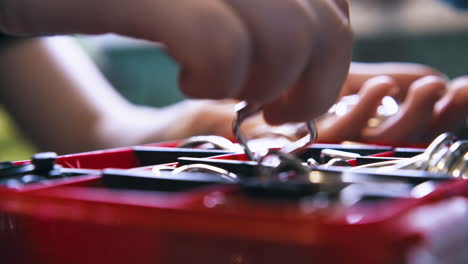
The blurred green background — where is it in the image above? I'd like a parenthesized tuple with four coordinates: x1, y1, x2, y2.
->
(1, 0, 467, 161)
(0, 108, 36, 161)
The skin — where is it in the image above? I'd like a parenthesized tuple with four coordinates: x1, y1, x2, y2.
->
(0, 0, 353, 125)
(0, 37, 244, 153)
(0, 37, 466, 155)
(318, 62, 468, 145)
(182, 62, 468, 146)
(0, 1, 465, 150)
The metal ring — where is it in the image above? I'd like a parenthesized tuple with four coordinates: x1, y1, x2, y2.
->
(450, 152, 468, 179)
(176, 135, 238, 151)
(426, 145, 452, 173)
(420, 132, 457, 171)
(322, 158, 353, 168)
(359, 133, 456, 172)
(320, 149, 361, 162)
(257, 149, 311, 181)
(232, 102, 263, 161)
(384, 133, 457, 171)
(430, 140, 467, 175)
(171, 163, 239, 182)
(233, 101, 318, 181)
(306, 158, 321, 168)
(280, 120, 317, 156)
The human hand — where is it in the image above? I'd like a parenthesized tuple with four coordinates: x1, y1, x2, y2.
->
(147, 63, 468, 147)
(0, 0, 352, 125)
(316, 62, 468, 145)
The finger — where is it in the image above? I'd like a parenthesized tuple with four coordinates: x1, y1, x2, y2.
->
(362, 75, 446, 144)
(165, 2, 251, 99)
(108, 0, 253, 100)
(263, 0, 353, 125)
(174, 99, 237, 138)
(333, 0, 350, 14)
(342, 62, 444, 100)
(318, 76, 398, 143)
(225, 0, 317, 103)
(4, 0, 254, 100)
(430, 76, 468, 137)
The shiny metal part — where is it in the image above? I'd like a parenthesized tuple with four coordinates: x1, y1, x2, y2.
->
(352, 133, 466, 178)
(306, 158, 321, 167)
(320, 149, 361, 162)
(171, 163, 239, 182)
(233, 102, 263, 161)
(351, 159, 401, 169)
(428, 140, 468, 175)
(421, 133, 458, 171)
(451, 152, 468, 179)
(151, 165, 177, 176)
(353, 133, 454, 171)
(323, 158, 353, 168)
(257, 149, 311, 181)
(233, 101, 318, 181)
(280, 120, 317, 156)
(233, 101, 317, 161)
(176, 135, 239, 151)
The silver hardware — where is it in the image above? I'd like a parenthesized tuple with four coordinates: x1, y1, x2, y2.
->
(176, 135, 239, 151)
(233, 102, 263, 161)
(352, 133, 466, 178)
(233, 101, 318, 180)
(233, 101, 317, 160)
(171, 163, 239, 182)
(320, 149, 361, 162)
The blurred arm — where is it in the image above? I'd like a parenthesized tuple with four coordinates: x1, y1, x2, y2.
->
(0, 36, 234, 154)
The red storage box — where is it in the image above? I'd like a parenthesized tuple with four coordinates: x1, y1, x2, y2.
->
(0, 143, 467, 264)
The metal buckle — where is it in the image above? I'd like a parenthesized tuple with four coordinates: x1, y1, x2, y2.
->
(233, 101, 318, 181)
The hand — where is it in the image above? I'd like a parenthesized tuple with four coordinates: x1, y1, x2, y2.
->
(0, 0, 353, 124)
(165, 99, 267, 140)
(317, 62, 468, 145)
(156, 63, 468, 147)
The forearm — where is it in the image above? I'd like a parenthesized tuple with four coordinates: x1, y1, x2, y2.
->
(1, 0, 353, 126)
(0, 37, 110, 153)
(0, 36, 158, 153)
(0, 36, 236, 153)
(0, 0, 126, 36)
